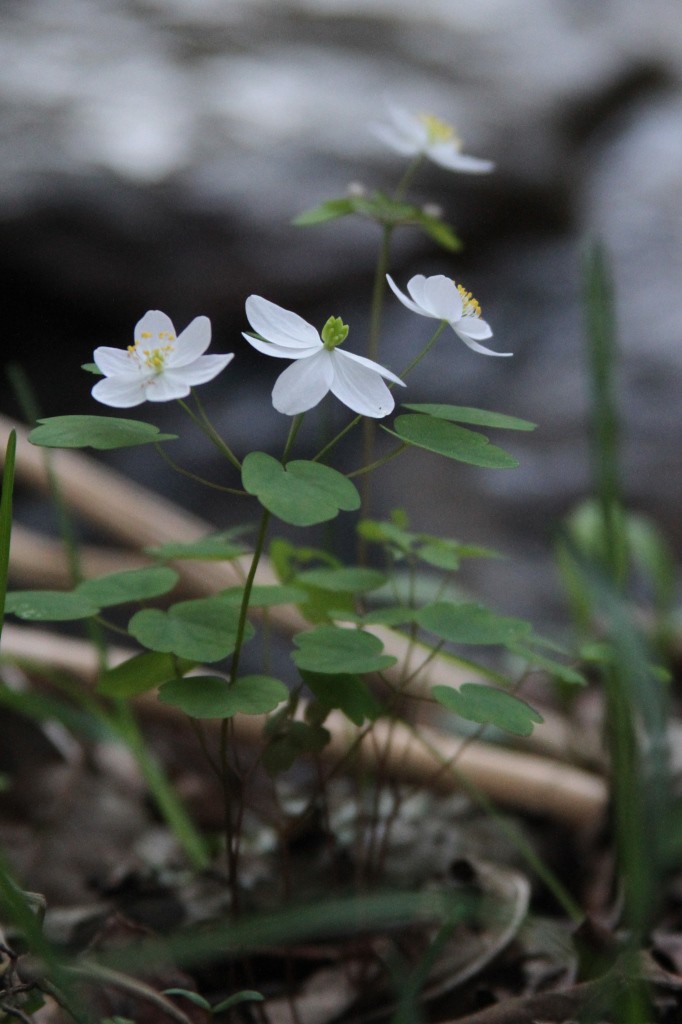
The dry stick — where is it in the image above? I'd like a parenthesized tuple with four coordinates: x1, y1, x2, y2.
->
(0, 416, 606, 826)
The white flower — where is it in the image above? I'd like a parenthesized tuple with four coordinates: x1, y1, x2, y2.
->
(386, 274, 512, 357)
(372, 102, 494, 174)
(92, 311, 233, 408)
(243, 296, 405, 418)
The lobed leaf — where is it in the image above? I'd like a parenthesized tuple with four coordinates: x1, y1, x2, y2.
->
(403, 404, 536, 431)
(292, 626, 396, 675)
(415, 602, 531, 646)
(78, 567, 178, 607)
(29, 416, 177, 450)
(432, 683, 544, 736)
(158, 674, 288, 718)
(129, 596, 252, 662)
(243, 452, 360, 526)
(390, 415, 518, 469)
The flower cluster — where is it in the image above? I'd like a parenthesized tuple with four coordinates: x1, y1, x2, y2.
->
(91, 100, 508, 416)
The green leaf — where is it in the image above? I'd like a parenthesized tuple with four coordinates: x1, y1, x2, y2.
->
(221, 584, 308, 607)
(158, 674, 288, 718)
(243, 453, 360, 526)
(414, 213, 462, 252)
(389, 415, 518, 469)
(507, 644, 586, 686)
(292, 626, 396, 675)
(128, 596, 252, 662)
(295, 567, 386, 593)
(403, 404, 536, 431)
(97, 652, 196, 698)
(162, 990, 211, 1011)
(28, 416, 177, 450)
(302, 671, 382, 725)
(292, 197, 355, 226)
(415, 602, 531, 646)
(78, 567, 178, 607)
(212, 992, 264, 1014)
(81, 362, 103, 376)
(263, 719, 330, 774)
(432, 683, 544, 737)
(146, 532, 247, 561)
(5, 590, 101, 621)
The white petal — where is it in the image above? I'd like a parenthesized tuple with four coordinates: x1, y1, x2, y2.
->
(271, 351, 334, 415)
(331, 351, 396, 418)
(420, 276, 463, 320)
(340, 349, 405, 387)
(428, 146, 495, 174)
(172, 353, 234, 386)
(143, 372, 192, 402)
(134, 310, 176, 342)
(92, 375, 148, 408)
(453, 325, 512, 356)
(169, 316, 212, 367)
(370, 123, 419, 157)
(242, 331, 322, 360)
(245, 295, 321, 350)
(386, 275, 428, 316)
(458, 317, 493, 341)
(386, 102, 427, 145)
(93, 346, 136, 376)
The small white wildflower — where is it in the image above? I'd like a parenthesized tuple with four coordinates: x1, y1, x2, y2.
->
(387, 274, 511, 357)
(243, 296, 405, 418)
(372, 101, 494, 174)
(92, 311, 233, 408)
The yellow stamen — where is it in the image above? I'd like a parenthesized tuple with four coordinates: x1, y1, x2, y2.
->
(457, 283, 482, 318)
(127, 331, 175, 372)
(419, 113, 462, 149)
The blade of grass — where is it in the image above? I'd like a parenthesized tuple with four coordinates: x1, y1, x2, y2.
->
(0, 429, 16, 644)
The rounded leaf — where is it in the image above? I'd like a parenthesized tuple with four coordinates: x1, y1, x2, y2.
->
(292, 626, 396, 675)
(391, 415, 518, 469)
(158, 674, 288, 718)
(78, 567, 178, 607)
(28, 416, 177, 450)
(242, 453, 360, 526)
(432, 683, 544, 737)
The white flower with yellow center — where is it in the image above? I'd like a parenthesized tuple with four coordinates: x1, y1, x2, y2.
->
(91, 310, 233, 407)
(372, 102, 494, 174)
(243, 296, 405, 418)
(387, 274, 511, 357)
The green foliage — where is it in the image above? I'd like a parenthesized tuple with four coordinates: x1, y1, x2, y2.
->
(403, 404, 536, 431)
(146, 530, 247, 561)
(5, 589, 101, 621)
(129, 596, 254, 662)
(388, 413, 519, 468)
(263, 712, 331, 773)
(158, 674, 288, 718)
(221, 584, 308, 607)
(302, 670, 382, 725)
(358, 512, 500, 569)
(28, 415, 177, 449)
(293, 191, 462, 251)
(432, 683, 544, 736)
(242, 452, 360, 526)
(97, 652, 196, 698)
(78, 566, 179, 606)
(6, 567, 178, 622)
(292, 625, 397, 675)
(415, 602, 531, 646)
(294, 566, 386, 593)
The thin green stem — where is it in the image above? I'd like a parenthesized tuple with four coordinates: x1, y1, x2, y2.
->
(393, 154, 425, 201)
(282, 413, 304, 464)
(176, 395, 241, 471)
(313, 414, 362, 464)
(347, 443, 408, 479)
(399, 321, 447, 380)
(153, 442, 246, 494)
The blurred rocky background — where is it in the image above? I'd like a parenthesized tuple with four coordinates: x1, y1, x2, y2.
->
(1, 0, 681, 630)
